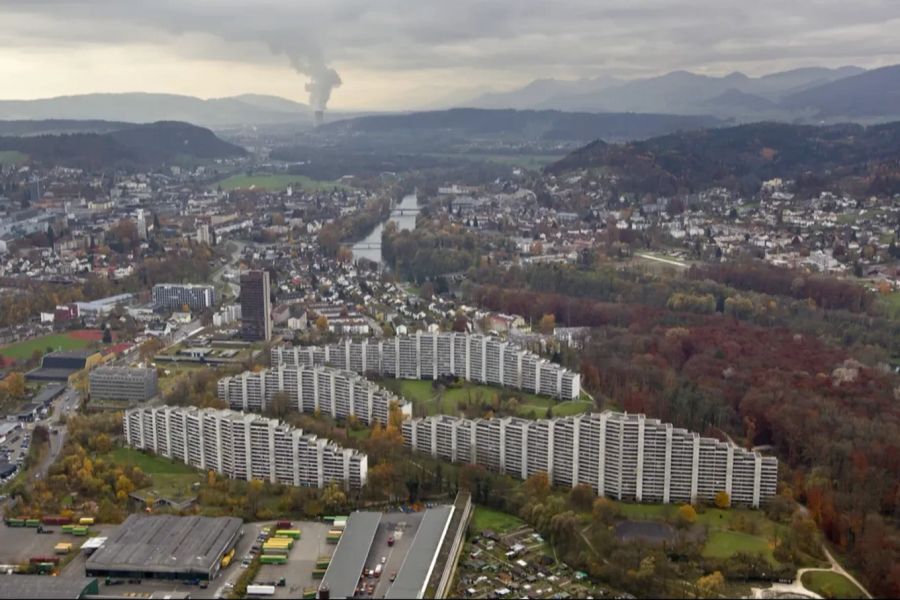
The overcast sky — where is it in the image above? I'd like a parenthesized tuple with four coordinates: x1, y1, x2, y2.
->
(2, 0, 899, 110)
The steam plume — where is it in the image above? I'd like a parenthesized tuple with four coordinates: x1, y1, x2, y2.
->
(287, 53, 342, 112)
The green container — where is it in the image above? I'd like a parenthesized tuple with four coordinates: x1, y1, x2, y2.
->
(261, 546, 289, 556)
(72, 527, 88, 536)
(8, 519, 25, 527)
(62, 525, 74, 532)
(259, 555, 287, 565)
(312, 569, 326, 579)
(274, 529, 301, 539)
(315, 558, 330, 569)
(25, 519, 41, 527)
(303, 589, 317, 599)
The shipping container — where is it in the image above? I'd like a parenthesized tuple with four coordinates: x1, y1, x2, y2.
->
(261, 546, 289, 556)
(259, 555, 287, 565)
(7, 518, 25, 527)
(30, 556, 60, 564)
(247, 584, 276, 595)
(315, 557, 331, 569)
(302, 588, 317, 599)
(312, 568, 326, 579)
(274, 529, 300, 539)
(61, 525, 74, 533)
(54, 543, 73, 554)
(78, 517, 95, 525)
(275, 520, 292, 529)
(25, 519, 41, 527)
(42, 516, 72, 526)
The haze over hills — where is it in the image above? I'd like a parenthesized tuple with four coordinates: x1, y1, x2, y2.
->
(461, 65, 897, 121)
(0, 120, 246, 168)
(0, 93, 312, 128)
(318, 108, 723, 143)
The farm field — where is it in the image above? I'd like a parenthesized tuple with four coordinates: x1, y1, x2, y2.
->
(0, 331, 97, 362)
(212, 173, 349, 192)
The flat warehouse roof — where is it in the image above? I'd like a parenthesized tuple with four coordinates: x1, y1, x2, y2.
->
(385, 505, 455, 599)
(319, 511, 382, 599)
(85, 514, 242, 575)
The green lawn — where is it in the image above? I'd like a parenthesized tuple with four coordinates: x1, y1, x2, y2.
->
(378, 378, 591, 419)
(0, 150, 27, 166)
(103, 447, 200, 500)
(879, 291, 900, 320)
(212, 173, 349, 192)
(103, 447, 196, 475)
(0, 333, 92, 361)
(471, 506, 525, 534)
(702, 530, 773, 561)
(801, 571, 867, 599)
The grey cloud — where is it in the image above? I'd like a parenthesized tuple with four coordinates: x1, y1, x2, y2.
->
(1, 0, 900, 98)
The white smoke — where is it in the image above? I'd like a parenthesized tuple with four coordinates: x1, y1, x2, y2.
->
(281, 48, 342, 112)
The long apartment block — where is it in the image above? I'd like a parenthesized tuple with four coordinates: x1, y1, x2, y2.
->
(270, 332, 581, 400)
(217, 364, 412, 426)
(401, 411, 777, 507)
(123, 405, 367, 490)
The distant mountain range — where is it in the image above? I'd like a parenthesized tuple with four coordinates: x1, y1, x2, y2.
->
(0, 93, 311, 127)
(0, 121, 246, 168)
(546, 121, 900, 195)
(319, 108, 723, 143)
(461, 65, 900, 122)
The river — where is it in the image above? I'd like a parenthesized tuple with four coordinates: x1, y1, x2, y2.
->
(351, 193, 419, 264)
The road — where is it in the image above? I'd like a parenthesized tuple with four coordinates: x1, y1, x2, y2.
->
(635, 253, 689, 268)
(211, 240, 246, 301)
(33, 386, 80, 481)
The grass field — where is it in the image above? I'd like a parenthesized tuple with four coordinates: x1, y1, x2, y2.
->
(0, 332, 93, 361)
(702, 530, 773, 560)
(471, 506, 525, 533)
(213, 173, 349, 192)
(0, 150, 27, 166)
(104, 447, 200, 500)
(879, 291, 900, 320)
(378, 378, 592, 419)
(801, 571, 867, 599)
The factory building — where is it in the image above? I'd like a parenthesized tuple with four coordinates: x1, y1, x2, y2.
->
(216, 364, 412, 426)
(89, 366, 158, 402)
(84, 514, 242, 581)
(402, 411, 777, 508)
(270, 331, 581, 400)
(124, 405, 367, 490)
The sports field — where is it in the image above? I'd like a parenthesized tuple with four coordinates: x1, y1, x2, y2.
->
(0, 331, 96, 362)
(0, 151, 27, 166)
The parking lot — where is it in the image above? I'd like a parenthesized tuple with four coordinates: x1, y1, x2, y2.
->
(0, 522, 117, 569)
(252, 521, 335, 599)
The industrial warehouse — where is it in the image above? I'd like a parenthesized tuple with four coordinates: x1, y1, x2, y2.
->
(402, 411, 778, 507)
(123, 405, 368, 490)
(271, 331, 582, 400)
(84, 514, 243, 581)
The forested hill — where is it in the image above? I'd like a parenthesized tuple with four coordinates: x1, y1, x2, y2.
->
(0, 121, 246, 168)
(546, 121, 900, 195)
(320, 108, 723, 142)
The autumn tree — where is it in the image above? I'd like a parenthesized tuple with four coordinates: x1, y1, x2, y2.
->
(0, 372, 26, 398)
(568, 484, 595, 512)
(322, 482, 347, 513)
(315, 314, 329, 332)
(523, 472, 551, 501)
(714, 490, 730, 509)
(537, 313, 556, 335)
(696, 571, 725, 598)
(676, 504, 697, 526)
(592, 497, 621, 526)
